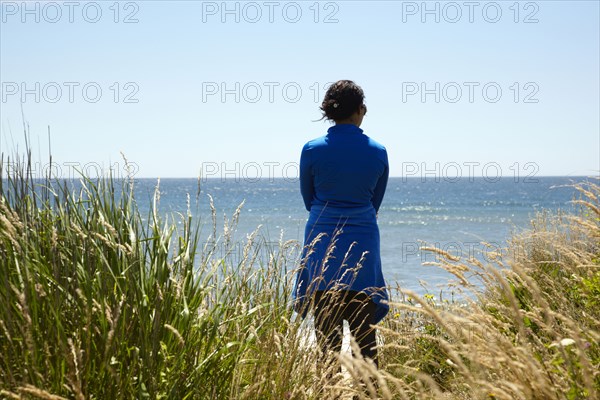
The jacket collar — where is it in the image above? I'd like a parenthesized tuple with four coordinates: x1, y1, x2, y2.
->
(326, 123, 364, 135)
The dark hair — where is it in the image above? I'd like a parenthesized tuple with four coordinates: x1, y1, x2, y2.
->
(319, 80, 365, 122)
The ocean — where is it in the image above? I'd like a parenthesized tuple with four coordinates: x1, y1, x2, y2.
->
(129, 176, 593, 297)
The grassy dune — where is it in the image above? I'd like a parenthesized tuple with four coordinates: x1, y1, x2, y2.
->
(0, 152, 598, 399)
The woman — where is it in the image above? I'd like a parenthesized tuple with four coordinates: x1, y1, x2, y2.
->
(293, 80, 389, 368)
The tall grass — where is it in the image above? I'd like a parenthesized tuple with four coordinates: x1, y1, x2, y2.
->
(377, 181, 600, 399)
(1, 145, 598, 399)
(0, 149, 342, 399)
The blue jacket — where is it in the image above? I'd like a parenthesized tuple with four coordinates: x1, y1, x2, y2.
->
(294, 123, 390, 323)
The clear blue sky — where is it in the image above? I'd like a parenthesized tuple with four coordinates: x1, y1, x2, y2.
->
(1, 0, 598, 179)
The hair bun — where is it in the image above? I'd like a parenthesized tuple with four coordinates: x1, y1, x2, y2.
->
(319, 80, 365, 122)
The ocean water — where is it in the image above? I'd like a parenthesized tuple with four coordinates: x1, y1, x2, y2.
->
(131, 176, 593, 296)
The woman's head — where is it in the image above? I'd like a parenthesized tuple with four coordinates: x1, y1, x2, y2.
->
(320, 80, 367, 123)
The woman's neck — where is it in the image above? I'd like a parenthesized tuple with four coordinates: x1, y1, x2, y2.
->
(335, 118, 361, 127)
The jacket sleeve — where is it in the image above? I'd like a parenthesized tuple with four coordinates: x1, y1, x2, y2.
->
(299, 144, 314, 211)
(371, 149, 389, 213)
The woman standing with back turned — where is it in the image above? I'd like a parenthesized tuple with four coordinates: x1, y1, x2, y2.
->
(293, 80, 389, 369)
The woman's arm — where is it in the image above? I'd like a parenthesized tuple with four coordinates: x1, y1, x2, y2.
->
(299, 145, 314, 211)
(372, 151, 389, 213)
